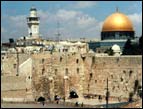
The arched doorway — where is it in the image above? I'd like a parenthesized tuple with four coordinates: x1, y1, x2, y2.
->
(69, 90, 79, 98)
(37, 96, 45, 102)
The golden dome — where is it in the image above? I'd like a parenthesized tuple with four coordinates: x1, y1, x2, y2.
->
(102, 12, 134, 32)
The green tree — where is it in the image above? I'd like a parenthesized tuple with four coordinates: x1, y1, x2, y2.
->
(104, 48, 114, 56)
(123, 38, 142, 55)
(131, 43, 142, 55)
(122, 38, 132, 55)
(139, 35, 142, 52)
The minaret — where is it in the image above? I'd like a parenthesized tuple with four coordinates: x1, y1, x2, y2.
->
(27, 7, 40, 39)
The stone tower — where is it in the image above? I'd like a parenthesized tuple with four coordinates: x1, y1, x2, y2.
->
(27, 7, 40, 39)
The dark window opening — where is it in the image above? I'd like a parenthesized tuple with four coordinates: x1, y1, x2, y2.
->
(65, 68, 68, 75)
(76, 59, 79, 64)
(129, 70, 133, 77)
(92, 56, 95, 63)
(42, 68, 45, 75)
(111, 75, 113, 79)
(82, 57, 86, 61)
(123, 70, 126, 74)
(42, 59, 44, 63)
(55, 69, 57, 75)
(95, 80, 97, 83)
(112, 86, 115, 91)
(120, 77, 123, 82)
(77, 68, 79, 74)
(90, 73, 92, 78)
(28, 76, 30, 79)
(60, 57, 62, 62)
(13, 64, 17, 68)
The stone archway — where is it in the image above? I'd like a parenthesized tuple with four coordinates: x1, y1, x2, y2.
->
(37, 96, 45, 102)
(69, 89, 79, 98)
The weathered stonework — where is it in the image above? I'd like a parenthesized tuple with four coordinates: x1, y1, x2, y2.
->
(1, 52, 142, 102)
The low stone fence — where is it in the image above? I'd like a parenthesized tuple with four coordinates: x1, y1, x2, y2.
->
(2, 98, 26, 102)
(1, 97, 35, 103)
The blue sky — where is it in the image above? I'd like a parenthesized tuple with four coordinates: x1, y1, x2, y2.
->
(1, 1, 142, 42)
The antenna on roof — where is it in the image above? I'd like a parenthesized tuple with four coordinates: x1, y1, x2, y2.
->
(56, 20, 61, 42)
(116, 6, 119, 12)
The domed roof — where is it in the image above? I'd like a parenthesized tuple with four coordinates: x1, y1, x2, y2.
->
(30, 7, 37, 11)
(102, 12, 134, 32)
(112, 44, 121, 52)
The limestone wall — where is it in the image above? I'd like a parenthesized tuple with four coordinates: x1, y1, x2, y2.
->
(31, 52, 85, 99)
(2, 53, 30, 76)
(1, 76, 26, 98)
(84, 55, 142, 99)
(30, 53, 142, 100)
(1, 52, 142, 101)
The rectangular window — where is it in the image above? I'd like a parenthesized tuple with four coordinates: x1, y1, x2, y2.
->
(55, 69, 57, 75)
(76, 59, 79, 64)
(60, 57, 62, 62)
(77, 68, 79, 74)
(13, 64, 17, 68)
(65, 68, 68, 75)
(42, 59, 44, 63)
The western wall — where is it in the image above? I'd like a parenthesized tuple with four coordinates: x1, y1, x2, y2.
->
(1, 52, 142, 102)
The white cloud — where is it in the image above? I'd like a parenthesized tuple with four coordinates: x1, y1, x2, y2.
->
(128, 12, 142, 36)
(1, 14, 27, 42)
(1, 27, 6, 33)
(57, 9, 77, 21)
(76, 15, 97, 28)
(128, 12, 142, 24)
(9, 15, 27, 27)
(38, 9, 102, 40)
(74, 1, 97, 9)
(1, 9, 103, 42)
(38, 10, 50, 22)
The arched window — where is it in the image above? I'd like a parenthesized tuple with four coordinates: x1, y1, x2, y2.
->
(60, 57, 62, 62)
(76, 59, 79, 64)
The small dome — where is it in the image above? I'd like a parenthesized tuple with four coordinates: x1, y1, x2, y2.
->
(88, 49, 94, 53)
(112, 44, 121, 52)
(30, 7, 37, 11)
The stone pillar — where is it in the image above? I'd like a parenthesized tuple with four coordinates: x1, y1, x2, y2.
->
(49, 77, 54, 101)
(63, 76, 69, 100)
(26, 75, 35, 101)
(26, 89, 34, 102)
(78, 63, 85, 101)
